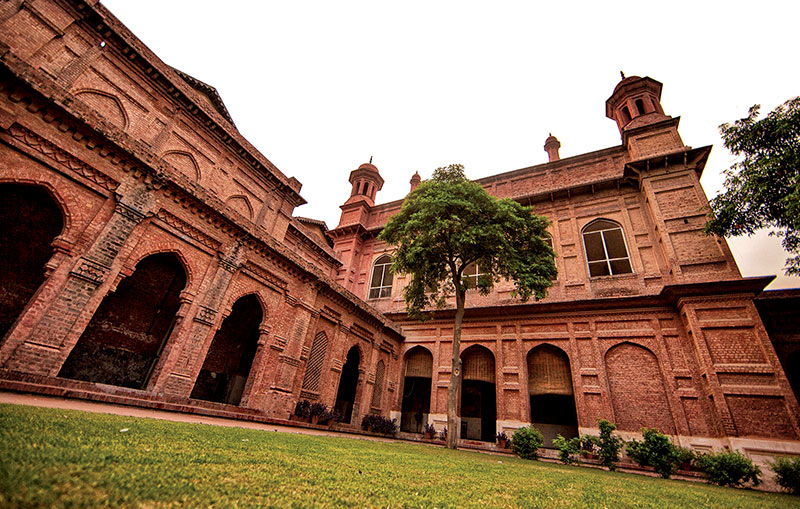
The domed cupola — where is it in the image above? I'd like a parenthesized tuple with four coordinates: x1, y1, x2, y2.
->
(606, 73, 670, 136)
(345, 159, 384, 206)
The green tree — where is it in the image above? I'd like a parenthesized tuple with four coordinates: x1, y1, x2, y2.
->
(705, 97, 800, 275)
(379, 164, 556, 449)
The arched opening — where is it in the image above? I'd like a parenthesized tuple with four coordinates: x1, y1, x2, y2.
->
(334, 346, 360, 423)
(460, 345, 496, 442)
(635, 98, 646, 115)
(59, 253, 186, 389)
(0, 184, 64, 340)
(606, 342, 675, 433)
(400, 347, 433, 433)
(528, 344, 578, 447)
(620, 106, 632, 125)
(190, 294, 263, 405)
(784, 350, 800, 403)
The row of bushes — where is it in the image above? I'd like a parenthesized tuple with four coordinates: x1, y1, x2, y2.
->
(361, 414, 398, 435)
(292, 400, 339, 425)
(514, 420, 800, 494)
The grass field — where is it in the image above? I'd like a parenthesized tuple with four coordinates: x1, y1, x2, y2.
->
(1, 404, 797, 508)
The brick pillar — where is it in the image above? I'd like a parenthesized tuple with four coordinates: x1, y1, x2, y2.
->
(158, 247, 242, 397)
(2, 185, 154, 374)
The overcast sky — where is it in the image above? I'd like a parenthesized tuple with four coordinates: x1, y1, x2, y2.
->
(101, 0, 799, 289)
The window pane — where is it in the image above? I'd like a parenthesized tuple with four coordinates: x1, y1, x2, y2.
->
(603, 229, 628, 259)
(380, 269, 393, 288)
(584, 232, 605, 261)
(588, 261, 610, 277)
(610, 259, 632, 275)
(369, 288, 380, 299)
(370, 265, 384, 288)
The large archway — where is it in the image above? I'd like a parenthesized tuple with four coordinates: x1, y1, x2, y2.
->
(784, 350, 800, 404)
(400, 347, 433, 433)
(190, 294, 262, 405)
(334, 346, 360, 423)
(605, 342, 675, 433)
(0, 184, 64, 340)
(58, 253, 187, 389)
(460, 345, 496, 442)
(528, 344, 578, 446)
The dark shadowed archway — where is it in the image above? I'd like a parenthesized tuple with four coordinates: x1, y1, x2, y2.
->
(401, 346, 433, 433)
(528, 344, 578, 446)
(190, 294, 263, 405)
(460, 345, 496, 442)
(784, 350, 800, 405)
(0, 184, 64, 340)
(334, 346, 360, 423)
(59, 253, 186, 389)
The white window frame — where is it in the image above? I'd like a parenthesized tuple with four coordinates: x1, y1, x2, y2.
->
(368, 255, 393, 299)
(581, 219, 633, 277)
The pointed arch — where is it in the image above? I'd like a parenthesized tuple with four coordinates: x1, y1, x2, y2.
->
(368, 254, 393, 299)
(225, 194, 254, 220)
(334, 345, 361, 423)
(59, 252, 187, 389)
(190, 294, 263, 405)
(605, 342, 675, 433)
(0, 183, 64, 340)
(527, 344, 578, 445)
(460, 345, 496, 441)
(162, 150, 201, 182)
(74, 89, 129, 130)
(401, 346, 433, 433)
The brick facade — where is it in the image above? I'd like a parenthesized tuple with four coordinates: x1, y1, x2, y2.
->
(0, 0, 799, 469)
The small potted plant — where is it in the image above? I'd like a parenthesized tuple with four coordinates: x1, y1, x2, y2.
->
(292, 400, 311, 422)
(309, 402, 326, 424)
(496, 431, 510, 449)
(580, 434, 598, 460)
(439, 427, 447, 441)
(317, 408, 340, 427)
(423, 422, 436, 440)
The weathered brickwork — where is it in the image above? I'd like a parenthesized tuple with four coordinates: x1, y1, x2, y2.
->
(0, 0, 799, 469)
(0, 0, 402, 429)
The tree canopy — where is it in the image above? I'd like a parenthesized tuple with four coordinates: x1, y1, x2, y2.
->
(379, 164, 556, 317)
(379, 164, 556, 448)
(705, 97, 800, 275)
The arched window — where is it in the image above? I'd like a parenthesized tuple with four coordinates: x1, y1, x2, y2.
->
(635, 98, 646, 115)
(462, 262, 485, 289)
(368, 255, 393, 299)
(582, 219, 632, 277)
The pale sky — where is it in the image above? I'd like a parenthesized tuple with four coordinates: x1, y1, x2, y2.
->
(101, 0, 799, 289)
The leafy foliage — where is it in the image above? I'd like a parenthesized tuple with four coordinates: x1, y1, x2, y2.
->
(423, 422, 436, 436)
(379, 163, 556, 319)
(511, 425, 544, 460)
(769, 456, 800, 495)
(553, 434, 581, 464)
(625, 428, 683, 478)
(597, 420, 624, 471)
(705, 97, 800, 275)
(695, 450, 761, 487)
(360, 414, 398, 435)
(293, 399, 311, 419)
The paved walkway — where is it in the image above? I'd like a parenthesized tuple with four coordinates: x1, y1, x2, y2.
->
(0, 390, 399, 443)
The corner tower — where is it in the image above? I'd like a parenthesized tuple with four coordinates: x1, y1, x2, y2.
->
(606, 74, 685, 160)
(345, 161, 384, 207)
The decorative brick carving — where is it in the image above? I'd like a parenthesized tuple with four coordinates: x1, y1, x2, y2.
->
(69, 257, 111, 284)
(155, 209, 222, 251)
(194, 306, 217, 325)
(7, 124, 119, 191)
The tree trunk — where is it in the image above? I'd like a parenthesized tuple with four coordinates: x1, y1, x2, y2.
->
(447, 288, 466, 449)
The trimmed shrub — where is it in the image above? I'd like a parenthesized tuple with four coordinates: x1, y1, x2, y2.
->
(579, 434, 599, 457)
(625, 428, 681, 478)
(512, 425, 544, 460)
(770, 456, 800, 495)
(597, 420, 623, 471)
(553, 434, 581, 464)
(694, 450, 761, 487)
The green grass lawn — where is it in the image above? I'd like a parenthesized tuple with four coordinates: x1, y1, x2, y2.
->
(1, 404, 797, 508)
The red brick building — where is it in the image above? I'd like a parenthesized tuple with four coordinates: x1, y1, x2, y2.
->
(1, 0, 799, 467)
